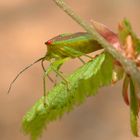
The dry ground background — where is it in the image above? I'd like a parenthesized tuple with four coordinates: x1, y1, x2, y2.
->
(1, 0, 140, 140)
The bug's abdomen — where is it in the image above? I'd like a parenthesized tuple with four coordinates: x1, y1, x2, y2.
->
(59, 33, 102, 56)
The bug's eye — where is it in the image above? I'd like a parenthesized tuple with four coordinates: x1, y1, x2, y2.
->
(45, 40, 53, 45)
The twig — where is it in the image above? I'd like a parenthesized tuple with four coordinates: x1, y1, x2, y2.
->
(53, 0, 140, 85)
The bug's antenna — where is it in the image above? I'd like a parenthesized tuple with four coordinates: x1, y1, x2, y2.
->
(7, 57, 45, 94)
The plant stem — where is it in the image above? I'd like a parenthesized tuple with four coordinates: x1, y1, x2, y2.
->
(52, 0, 140, 85)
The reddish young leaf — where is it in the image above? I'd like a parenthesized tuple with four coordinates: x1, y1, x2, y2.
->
(122, 75, 130, 105)
(91, 20, 122, 51)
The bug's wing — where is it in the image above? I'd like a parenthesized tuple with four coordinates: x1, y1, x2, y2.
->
(91, 20, 122, 51)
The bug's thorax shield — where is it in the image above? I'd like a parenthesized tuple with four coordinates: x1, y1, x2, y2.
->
(44, 42, 64, 60)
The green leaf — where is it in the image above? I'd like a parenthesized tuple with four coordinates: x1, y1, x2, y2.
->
(22, 52, 114, 140)
(130, 79, 139, 136)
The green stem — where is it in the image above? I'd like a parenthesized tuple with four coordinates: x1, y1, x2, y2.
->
(52, 0, 140, 85)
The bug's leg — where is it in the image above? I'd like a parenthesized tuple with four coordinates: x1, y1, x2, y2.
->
(52, 67, 68, 84)
(42, 66, 53, 107)
(78, 57, 86, 64)
(43, 72, 47, 107)
(84, 50, 105, 60)
(54, 72, 61, 86)
(49, 58, 70, 90)
(41, 59, 55, 83)
(51, 66, 70, 90)
(84, 51, 105, 62)
(63, 46, 99, 61)
(42, 60, 54, 106)
(54, 74, 58, 86)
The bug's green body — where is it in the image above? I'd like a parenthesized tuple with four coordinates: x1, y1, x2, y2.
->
(8, 32, 103, 101)
(45, 32, 102, 60)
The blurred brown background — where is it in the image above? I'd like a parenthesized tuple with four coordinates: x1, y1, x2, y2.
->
(1, 0, 140, 140)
